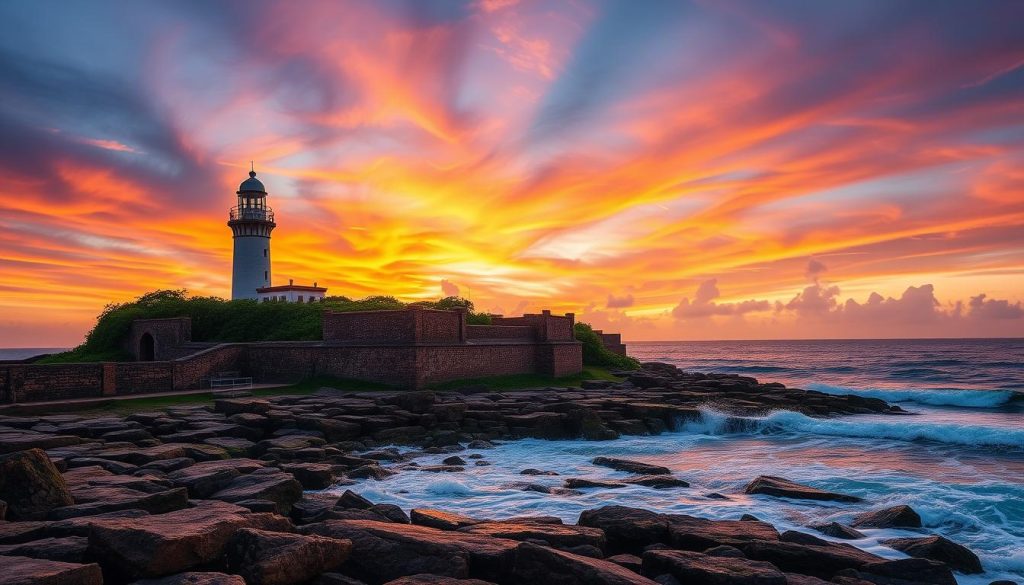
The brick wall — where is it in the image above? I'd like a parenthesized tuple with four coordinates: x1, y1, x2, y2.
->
(2, 363, 104, 402)
(113, 362, 174, 395)
(323, 310, 416, 343)
(597, 332, 627, 356)
(416, 309, 462, 343)
(125, 317, 192, 360)
(491, 311, 575, 341)
(466, 325, 536, 341)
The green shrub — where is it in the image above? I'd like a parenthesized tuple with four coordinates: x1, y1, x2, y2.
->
(574, 322, 640, 370)
(38, 289, 492, 363)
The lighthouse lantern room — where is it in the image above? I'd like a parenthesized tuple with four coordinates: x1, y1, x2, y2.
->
(228, 165, 275, 299)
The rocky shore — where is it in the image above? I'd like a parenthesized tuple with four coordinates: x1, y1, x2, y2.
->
(0, 363, 1000, 585)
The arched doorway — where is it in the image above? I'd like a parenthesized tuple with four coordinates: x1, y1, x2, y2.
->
(139, 332, 155, 361)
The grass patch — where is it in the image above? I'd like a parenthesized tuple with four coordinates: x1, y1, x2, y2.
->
(428, 367, 623, 392)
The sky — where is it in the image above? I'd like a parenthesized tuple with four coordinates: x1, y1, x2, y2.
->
(0, 0, 1022, 347)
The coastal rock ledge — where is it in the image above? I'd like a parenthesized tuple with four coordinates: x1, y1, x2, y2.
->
(0, 363, 979, 585)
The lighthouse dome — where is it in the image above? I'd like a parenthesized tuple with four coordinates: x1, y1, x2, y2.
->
(237, 170, 266, 194)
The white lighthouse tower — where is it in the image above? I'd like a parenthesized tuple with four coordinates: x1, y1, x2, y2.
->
(228, 165, 275, 300)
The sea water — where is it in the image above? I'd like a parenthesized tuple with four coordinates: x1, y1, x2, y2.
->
(337, 338, 1020, 584)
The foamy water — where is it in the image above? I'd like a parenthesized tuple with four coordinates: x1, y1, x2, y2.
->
(336, 339, 1024, 584)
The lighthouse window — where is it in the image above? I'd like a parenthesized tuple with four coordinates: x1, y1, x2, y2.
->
(298, 295, 304, 303)
(263, 248, 267, 257)
(264, 271, 268, 281)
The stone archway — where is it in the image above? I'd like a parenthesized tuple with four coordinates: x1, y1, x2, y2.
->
(139, 332, 155, 361)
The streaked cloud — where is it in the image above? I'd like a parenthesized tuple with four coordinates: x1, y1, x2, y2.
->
(0, 0, 1022, 346)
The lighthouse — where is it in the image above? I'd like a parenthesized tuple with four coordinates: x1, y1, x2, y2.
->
(228, 166, 275, 300)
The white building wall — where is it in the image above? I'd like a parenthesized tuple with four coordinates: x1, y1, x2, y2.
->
(257, 289, 325, 303)
(231, 236, 271, 300)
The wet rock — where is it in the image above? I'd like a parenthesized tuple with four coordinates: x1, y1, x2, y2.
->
(417, 465, 465, 473)
(348, 465, 398, 481)
(592, 457, 671, 476)
(623, 476, 689, 489)
(515, 483, 581, 496)
(410, 509, 485, 531)
(0, 536, 88, 563)
(564, 478, 628, 489)
(836, 557, 956, 585)
(336, 490, 374, 510)
(738, 539, 884, 579)
(466, 440, 494, 449)
(881, 535, 983, 574)
(704, 545, 745, 558)
(86, 500, 291, 580)
(318, 574, 370, 585)
(642, 549, 786, 585)
(370, 504, 411, 524)
(224, 528, 351, 585)
(131, 572, 246, 584)
(300, 519, 519, 583)
(0, 555, 103, 585)
(851, 505, 922, 529)
(577, 506, 670, 553)
(743, 476, 861, 503)
(442, 456, 467, 466)
(511, 541, 658, 584)
(458, 522, 606, 550)
(668, 516, 779, 550)
(0, 449, 74, 520)
(520, 469, 558, 476)
(809, 522, 865, 540)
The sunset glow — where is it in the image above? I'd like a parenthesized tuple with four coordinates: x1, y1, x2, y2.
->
(1, 0, 1022, 346)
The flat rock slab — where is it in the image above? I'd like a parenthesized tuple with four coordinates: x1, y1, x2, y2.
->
(382, 576, 497, 585)
(592, 457, 671, 476)
(622, 475, 689, 489)
(410, 509, 486, 531)
(0, 536, 88, 563)
(458, 522, 606, 550)
(301, 519, 520, 583)
(511, 542, 658, 585)
(131, 571, 247, 584)
(738, 539, 884, 580)
(86, 500, 291, 580)
(667, 515, 780, 550)
(743, 476, 861, 503)
(224, 528, 351, 585)
(0, 554, 102, 585)
(642, 549, 787, 585)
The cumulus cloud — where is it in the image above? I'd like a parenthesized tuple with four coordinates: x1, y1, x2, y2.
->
(440, 279, 460, 297)
(606, 293, 634, 308)
(968, 294, 1024, 319)
(806, 258, 828, 281)
(673, 279, 772, 320)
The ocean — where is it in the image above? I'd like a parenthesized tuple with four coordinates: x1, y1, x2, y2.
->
(0, 348, 68, 361)
(340, 338, 1024, 585)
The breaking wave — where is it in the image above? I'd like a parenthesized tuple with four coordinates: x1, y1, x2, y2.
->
(681, 409, 1024, 449)
(806, 383, 1017, 408)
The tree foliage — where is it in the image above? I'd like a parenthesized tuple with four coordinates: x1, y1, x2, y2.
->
(39, 289, 493, 363)
(574, 322, 640, 370)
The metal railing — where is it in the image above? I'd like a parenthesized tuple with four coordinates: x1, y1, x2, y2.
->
(229, 206, 275, 222)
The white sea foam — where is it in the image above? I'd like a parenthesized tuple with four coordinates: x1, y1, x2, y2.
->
(806, 383, 1016, 408)
(683, 408, 1024, 449)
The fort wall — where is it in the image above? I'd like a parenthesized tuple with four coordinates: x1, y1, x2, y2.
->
(2, 308, 626, 403)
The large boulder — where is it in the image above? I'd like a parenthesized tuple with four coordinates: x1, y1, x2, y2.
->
(0, 555, 102, 585)
(851, 505, 921, 529)
(743, 476, 861, 503)
(167, 459, 265, 498)
(666, 515, 779, 550)
(835, 557, 956, 585)
(48, 487, 189, 520)
(224, 528, 351, 585)
(642, 549, 787, 585)
(881, 535, 982, 574)
(0, 449, 74, 520)
(577, 506, 670, 553)
(738, 539, 884, 579)
(86, 500, 291, 580)
(511, 542, 658, 584)
(300, 519, 519, 583)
